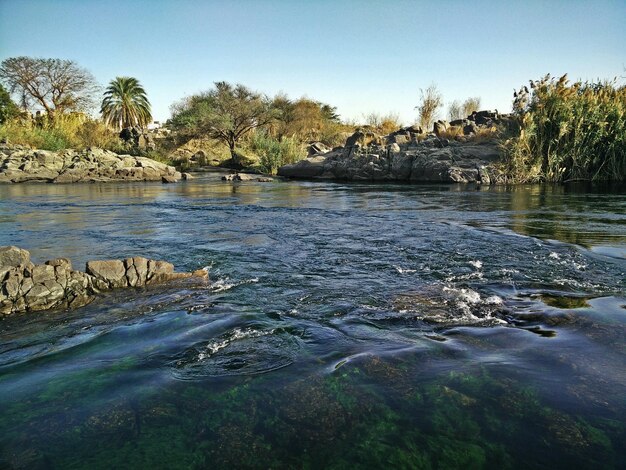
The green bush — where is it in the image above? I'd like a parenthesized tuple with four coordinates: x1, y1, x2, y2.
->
(249, 132, 304, 174)
(504, 75, 626, 182)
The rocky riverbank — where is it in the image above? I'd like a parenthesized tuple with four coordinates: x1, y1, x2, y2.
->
(0, 246, 207, 314)
(279, 110, 510, 184)
(0, 145, 183, 183)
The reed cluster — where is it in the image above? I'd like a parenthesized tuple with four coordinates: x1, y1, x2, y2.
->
(503, 74, 626, 182)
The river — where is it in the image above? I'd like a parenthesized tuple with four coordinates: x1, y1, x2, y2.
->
(0, 175, 624, 469)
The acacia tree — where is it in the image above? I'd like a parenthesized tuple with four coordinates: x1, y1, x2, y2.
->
(169, 81, 277, 164)
(0, 57, 98, 122)
(101, 76, 152, 130)
(270, 96, 340, 141)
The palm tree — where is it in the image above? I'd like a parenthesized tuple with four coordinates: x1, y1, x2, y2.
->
(100, 77, 152, 130)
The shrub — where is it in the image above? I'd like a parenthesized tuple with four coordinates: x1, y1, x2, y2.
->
(503, 74, 626, 182)
(448, 100, 462, 121)
(75, 120, 119, 148)
(449, 97, 481, 122)
(363, 112, 402, 135)
(462, 97, 481, 117)
(249, 132, 304, 174)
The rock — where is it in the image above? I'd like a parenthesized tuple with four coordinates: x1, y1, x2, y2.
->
(307, 142, 330, 156)
(45, 258, 72, 270)
(387, 134, 409, 145)
(0, 145, 178, 184)
(162, 175, 179, 183)
(86, 260, 127, 288)
(405, 124, 423, 134)
(388, 143, 401, 153)
(192, 269, 209, 278)
(0, 246, 208, 315)
(345, 130, 381, 149)
(463, 122, 479, 135)
(31, 264, 56, 284)
(277, 139, 502, 184)
(0, 246, 31, 268)
(132, 256, 149, 283)
(477, 165, 491, 184)
(191, 150, 207, 165)
(390, 152, 414, 179)
(181, 172, 193, 180)
(433, 120, 450, 136)
(256, 177, 274, 182)
(221, 173, 256, 181)
(278, 156, 327, 178)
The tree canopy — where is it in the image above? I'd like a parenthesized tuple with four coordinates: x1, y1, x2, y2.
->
(270, 96, 340, 141)
(101, 76, 152, 130)
(0, 84, 20, 124)
(169, 82, 277, 162)
(0, 57, 98, 120)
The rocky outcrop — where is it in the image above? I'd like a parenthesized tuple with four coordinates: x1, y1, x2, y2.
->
(0, 145, 182, 184)
(278, 136, 504, 184)
(0, 246, 208, 315)
(278, 110, 510, 184)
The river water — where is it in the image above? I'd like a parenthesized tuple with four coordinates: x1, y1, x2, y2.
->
(0, 175, 624, 469)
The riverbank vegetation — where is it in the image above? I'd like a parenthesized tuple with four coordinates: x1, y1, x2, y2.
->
(1, 55, 624, 180)
(503, 74, 626, 182)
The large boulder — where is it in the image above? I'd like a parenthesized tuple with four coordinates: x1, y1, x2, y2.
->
(278, 156, 327, 178)
(0, 246, 31, 268)
(86, 259, 128, 289)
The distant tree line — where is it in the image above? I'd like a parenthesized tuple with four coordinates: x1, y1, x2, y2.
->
(3, 56, 620, 181)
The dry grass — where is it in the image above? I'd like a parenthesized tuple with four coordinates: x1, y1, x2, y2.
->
(0, 114, 119, 151)
(416, 84, 443, 131)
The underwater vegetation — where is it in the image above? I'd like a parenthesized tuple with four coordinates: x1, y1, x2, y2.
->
(1, 351, 623, 469)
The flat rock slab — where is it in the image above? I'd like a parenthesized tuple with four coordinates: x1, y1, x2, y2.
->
(0, 145, 180, 184)
(0, 246, 208, 315)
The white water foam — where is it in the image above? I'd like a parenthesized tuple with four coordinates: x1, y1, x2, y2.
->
(198, 328, 276, 360)
(209, 277, 259, 292)
(394, 265, 417, 274)
(396, 286, 507, 326)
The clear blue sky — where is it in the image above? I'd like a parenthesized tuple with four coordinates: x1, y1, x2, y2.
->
(1, 0, 624, 124)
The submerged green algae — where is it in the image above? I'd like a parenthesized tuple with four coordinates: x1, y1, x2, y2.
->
(1, 353, 623, 470)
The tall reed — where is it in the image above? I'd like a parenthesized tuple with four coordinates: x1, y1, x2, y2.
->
(503, 74, 626, 182)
